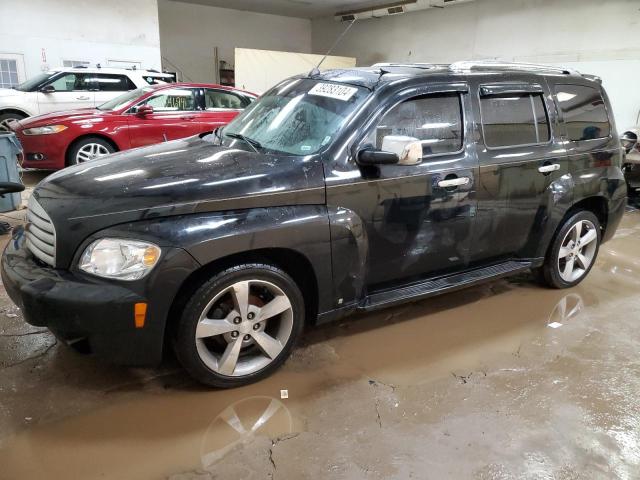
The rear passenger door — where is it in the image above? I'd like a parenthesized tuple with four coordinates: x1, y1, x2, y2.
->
(91, 73, 137, 107)
(470, 81, 568, 264)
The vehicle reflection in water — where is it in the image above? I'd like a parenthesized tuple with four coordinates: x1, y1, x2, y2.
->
(547, 293, 584, 326)
(200, 396, 293, 468)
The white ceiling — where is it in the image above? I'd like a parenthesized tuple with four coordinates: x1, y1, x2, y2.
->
(172, 0, 397, 18)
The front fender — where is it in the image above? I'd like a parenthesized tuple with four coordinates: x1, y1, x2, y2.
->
(89, 206, 334, 315)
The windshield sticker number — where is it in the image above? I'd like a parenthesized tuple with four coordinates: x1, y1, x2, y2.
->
(309, 83, 358, 101)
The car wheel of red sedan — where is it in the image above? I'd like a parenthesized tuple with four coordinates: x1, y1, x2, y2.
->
(67, 137, 116, 166)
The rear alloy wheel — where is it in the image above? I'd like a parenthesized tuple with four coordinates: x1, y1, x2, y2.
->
(0, 112, 26, 132)
(67, 137, 115, 166)
(174, 264, 305, 388)
(536, 211, 601, 289)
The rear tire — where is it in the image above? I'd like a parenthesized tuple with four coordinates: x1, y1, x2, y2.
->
(173, 264, 305, 388)
(66, 136, 115, 166)
(535, 210, 601, 289)
(0, 112, 26, 131)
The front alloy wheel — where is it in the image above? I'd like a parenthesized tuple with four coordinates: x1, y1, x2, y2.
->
(174, 264, 304, 388)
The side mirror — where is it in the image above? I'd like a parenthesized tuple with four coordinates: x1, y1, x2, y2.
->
(136, 105, 154, 117)
(381, 135, 422, 166)
(40, 85, 55, 93)
(398, 141, 423, 166)
(357, 148, 399, 166)
(620, 130, 638, 154)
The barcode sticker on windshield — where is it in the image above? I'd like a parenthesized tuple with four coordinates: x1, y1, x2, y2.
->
(309, 83, 358, 101)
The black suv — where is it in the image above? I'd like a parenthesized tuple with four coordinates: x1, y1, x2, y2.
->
(2, 62, 627, 387)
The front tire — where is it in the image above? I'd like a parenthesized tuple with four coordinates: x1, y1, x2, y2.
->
(0, 112, 26, 131)
(536, 210, 601, 289)
(67, 136, 115, 166)
(173, 264, 305, 388)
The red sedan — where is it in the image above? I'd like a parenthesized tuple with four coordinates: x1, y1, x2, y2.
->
(10, 83, 257, 169)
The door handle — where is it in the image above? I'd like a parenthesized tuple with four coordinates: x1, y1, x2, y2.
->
(437, 177, 470, 188)
(181, 115, 196, 120)
(538, 163, 560, 173)
(76, 96, 90, 100)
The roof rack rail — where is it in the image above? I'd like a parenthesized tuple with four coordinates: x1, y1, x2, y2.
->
(449, 60, 579, 76)
(371, 62, 436, 70)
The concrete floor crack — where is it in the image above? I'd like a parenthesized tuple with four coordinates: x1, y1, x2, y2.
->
(0, 330, 48, 337)
(4, 338, 57, 369)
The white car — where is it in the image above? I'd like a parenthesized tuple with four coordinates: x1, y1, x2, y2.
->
(0, 67, 175, 130)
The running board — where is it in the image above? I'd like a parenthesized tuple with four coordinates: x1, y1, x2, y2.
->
(359, 260, 532, 311)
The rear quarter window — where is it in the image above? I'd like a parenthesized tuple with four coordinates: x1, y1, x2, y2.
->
(555, 85, 611, 141)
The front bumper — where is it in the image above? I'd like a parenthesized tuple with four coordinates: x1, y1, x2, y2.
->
(12, 128, 67, 170)
(1, 227, 182, 365)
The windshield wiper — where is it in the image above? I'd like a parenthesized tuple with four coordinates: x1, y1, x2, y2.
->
(225, 132, 262, 153)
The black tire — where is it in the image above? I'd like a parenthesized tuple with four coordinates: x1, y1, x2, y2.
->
(0, 112, 26, 131)
(173, 264, 305, 388)
(66, 136, 116, 166)
(535, 210, 601, 289)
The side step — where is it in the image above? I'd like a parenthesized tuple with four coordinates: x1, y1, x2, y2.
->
(359, 260, 532, 312)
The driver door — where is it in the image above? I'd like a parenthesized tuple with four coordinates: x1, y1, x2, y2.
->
(36, 72, 95, 113)
(326, 85, 478, 291)
(127, 87, 202, 147)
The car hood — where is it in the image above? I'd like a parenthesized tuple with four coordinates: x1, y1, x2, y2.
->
(20, 108, 111, 127)
(33, 135, 326, 267)
(0, 88, 21, 98)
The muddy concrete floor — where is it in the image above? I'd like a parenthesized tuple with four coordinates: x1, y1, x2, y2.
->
(0, 172, 639, 479)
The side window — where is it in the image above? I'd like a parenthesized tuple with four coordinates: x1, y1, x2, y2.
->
(47, 73, 90, 91)
(555, 85, 611, 141)
(204, 89, 246, 109)
(368, 93, 463, 157)
(90, 74, 136, 92)
(480, 92, 550, 148)
(139, 88, 196, 112)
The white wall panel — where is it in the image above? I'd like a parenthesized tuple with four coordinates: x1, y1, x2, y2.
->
(235, 48, 356, 94)
(0, 0, 162, 79)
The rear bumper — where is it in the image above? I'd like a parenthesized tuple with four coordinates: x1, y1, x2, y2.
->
(1, 227, 198, 365)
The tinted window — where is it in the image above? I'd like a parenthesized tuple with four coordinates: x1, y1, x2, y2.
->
(555, 85, 610, 141)
(90, 74, 136, 92)
(143, 75, 175, 85)
(370, 93, 463, 157)
(139, 88, 196, 111)
(47, 73, 91, 91)
(480, 93, 550, 147)
(204, 89, 246, 109)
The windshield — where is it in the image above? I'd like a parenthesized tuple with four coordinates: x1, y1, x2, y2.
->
(97, 87, 154, 111)
(14, 72, 55, 92)
(222, 78, 369, 155)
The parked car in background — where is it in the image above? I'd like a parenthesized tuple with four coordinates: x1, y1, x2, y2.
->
(0, 67, 175, 130)
(621, 125, 640, 198)
(8, 83, 256, 169)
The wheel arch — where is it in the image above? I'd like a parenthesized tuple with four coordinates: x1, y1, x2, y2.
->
(65, 134, 120, 165)
(0, 107, 31, 118)
(163, 247, 320, 354)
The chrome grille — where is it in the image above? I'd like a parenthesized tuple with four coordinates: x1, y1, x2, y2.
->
(26, 196, 56, 267)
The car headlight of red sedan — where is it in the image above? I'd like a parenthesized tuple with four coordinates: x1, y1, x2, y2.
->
(22, 125, 68, 135)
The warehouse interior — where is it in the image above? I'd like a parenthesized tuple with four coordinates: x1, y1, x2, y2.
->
(0, 0, 639, 478)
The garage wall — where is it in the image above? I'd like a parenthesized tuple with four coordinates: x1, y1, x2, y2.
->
(0, 0, 162, 80)
(311, 0, 640, 129)
(158, 0, 312, 84)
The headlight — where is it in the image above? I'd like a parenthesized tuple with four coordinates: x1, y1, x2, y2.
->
(79, 238, 161, 280)
(22, 125, 68, 135)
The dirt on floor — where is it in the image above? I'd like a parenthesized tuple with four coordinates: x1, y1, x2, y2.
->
(0, 173, 639, 479)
